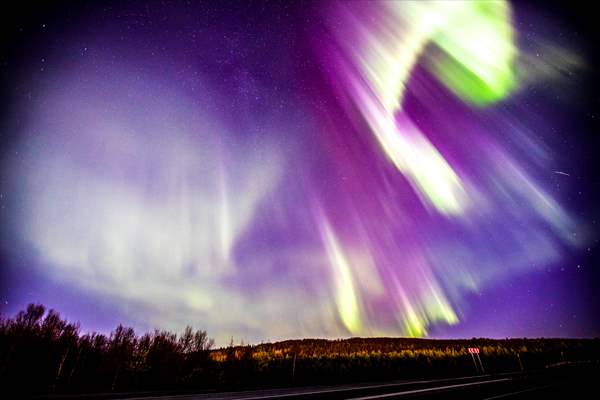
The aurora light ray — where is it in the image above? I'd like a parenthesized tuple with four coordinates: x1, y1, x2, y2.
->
(312, 0, 585, 336)
(0, 0, 594, 344)
(323, 0, 518, 215)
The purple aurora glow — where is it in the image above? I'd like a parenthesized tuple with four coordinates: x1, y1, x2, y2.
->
(0, 1, 598, 344)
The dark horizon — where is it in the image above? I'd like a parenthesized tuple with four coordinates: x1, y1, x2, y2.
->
(3, 302, 599, 347)
(2, 301, 599, 397)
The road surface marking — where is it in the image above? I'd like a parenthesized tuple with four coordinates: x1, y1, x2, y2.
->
(119, 374, 521, 400)
(347, 378, 512, 400)
(212, 376, 509, 400)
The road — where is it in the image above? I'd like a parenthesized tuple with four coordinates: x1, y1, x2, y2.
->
(112, 363, 598, 400)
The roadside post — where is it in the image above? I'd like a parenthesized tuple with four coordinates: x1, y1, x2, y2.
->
(468, 347, 485, 374)
(516, 351, 524, 371)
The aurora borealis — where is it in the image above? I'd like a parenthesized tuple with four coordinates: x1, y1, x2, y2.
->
(1, 1, 599, 345)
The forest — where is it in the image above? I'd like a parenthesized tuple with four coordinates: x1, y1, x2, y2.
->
(1, 303, 599, 396)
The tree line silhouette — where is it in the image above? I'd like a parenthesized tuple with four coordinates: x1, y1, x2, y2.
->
(1, 303, 598, 396)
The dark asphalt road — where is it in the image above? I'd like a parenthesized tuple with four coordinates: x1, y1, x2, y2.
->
(109, 363, 598, 400)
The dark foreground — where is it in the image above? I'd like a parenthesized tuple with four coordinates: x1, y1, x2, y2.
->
(4, 305, 599, 398)
(41, 362, 598, 400)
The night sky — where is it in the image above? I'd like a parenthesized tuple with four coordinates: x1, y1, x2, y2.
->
(1, 1, 599, 346)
